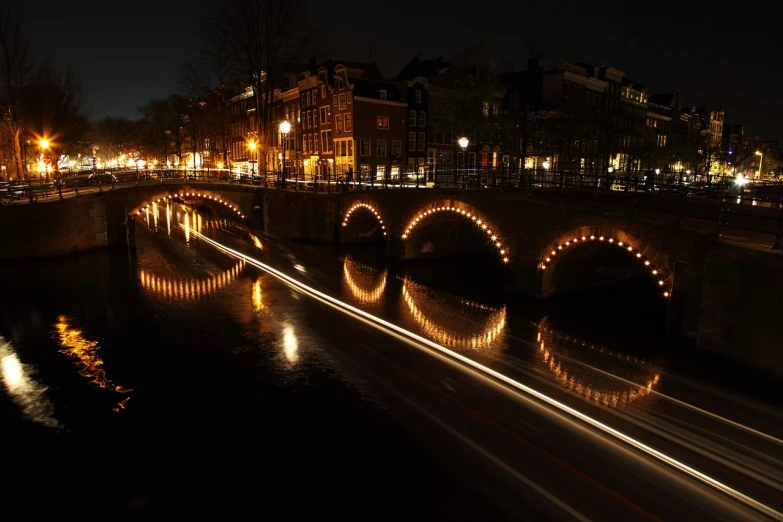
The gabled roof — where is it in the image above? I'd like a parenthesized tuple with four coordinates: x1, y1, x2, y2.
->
(395, 57, 451, 81)
(320, 60, 383, 80)
(351, 78, 405, 102)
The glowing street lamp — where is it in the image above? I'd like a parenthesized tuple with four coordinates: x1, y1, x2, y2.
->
(280, 120, 291, 189)
(542, 160, 551, 170)
(607, 166, 614, 173)
(39, 139, 50, 150)
(247, 140, 257, 176)
(755, 150, 763, 179)
(457, 137, 469, 189)
(458, 136, 469, 150)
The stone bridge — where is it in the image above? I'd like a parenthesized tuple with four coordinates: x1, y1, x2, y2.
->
(2, 182, 783, 376)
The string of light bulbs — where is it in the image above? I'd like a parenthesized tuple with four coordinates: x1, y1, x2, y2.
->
(539, 234, 671, 298)
(401, 205, 509, 263)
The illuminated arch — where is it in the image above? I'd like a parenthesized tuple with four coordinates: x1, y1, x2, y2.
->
(538, 227, 672, 298)
(341, 202, 387, 236)
(133, 191, 246, 220)
(401, 203, 508, 263)
(342, 255, 387, 305)
(138, 259, 246, 301)
(54, 316, 132, 412)
(401, 278, 506, 352)
(536, 318, 660, 409)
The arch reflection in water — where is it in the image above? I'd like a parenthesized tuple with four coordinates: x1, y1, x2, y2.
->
(54, 316, 132, 412)
(401, 278, 506, 353)
(138, 259, 246, 302)
(536, 318, 660, 409)
(342, 255, 387, 306)
(0, 336, 59, 427)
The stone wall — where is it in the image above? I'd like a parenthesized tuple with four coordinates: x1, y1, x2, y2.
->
(698, 242, 783, 377)
(0, 194, 108, 258)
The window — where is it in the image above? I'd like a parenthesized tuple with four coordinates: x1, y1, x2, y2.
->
(312, 90, 317, 104)
(336, 78, 343, 89)
(313, 111, 318, 127)
(339, 94, 346, 110)
(391, 140, 401, 157)
(378, 90, 387, 100)
(418, 132, 426, 151)
(483, 101, 490, 116)
(333, 95, 337, 107)
(409, 110, 417, 127)
(348, 140, 353, 157)
(360, 139, 371, 156)
(419, 111, 426, 127)
(307, 111, 312, 128)
(303, 135, 309, 154)
(308, 135, 313, 154)
(321, 130, 333, 152)
(336, 115, 343, 132)
(377, 116, 389, 130)
(344, 113, 352, 131)
(414, 90, 422, 104)
(408, 132, 416, 151)
(320, 106, 331, 124)
(346, 92, 352, 104)
(321, 85, 326, 98)
(301, 93, 306, 106)
(306, 92, 311, 106)
(313, 134, 319, 153)
(377, 139, 387, 157)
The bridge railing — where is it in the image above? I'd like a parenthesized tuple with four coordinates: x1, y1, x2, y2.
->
(4, 165, 782, 250)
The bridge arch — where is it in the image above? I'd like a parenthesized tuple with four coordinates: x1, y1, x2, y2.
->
(538, 226, 672, 298)
(341, 202, 387, 237)
(400, 201, 509, 263)
(130, 190, 246, 221)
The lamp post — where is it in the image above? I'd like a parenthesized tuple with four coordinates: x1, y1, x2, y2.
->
(756, 150, 763, 179)
(280, 120, 291, 189)
(248, 140, 257, 181)
(458, 137, 469, 189)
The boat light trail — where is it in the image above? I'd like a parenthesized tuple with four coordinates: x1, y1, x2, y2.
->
(190, 229, 783, 521)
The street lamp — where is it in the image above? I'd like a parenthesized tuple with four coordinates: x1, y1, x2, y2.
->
(248, 140, 257, 177)
(280, 120, 291, 189)
(458, 137, 469, 189)
(39, 138, 51, 184)
(542, 160, 550, 170)
(607, 166, 614, 173)
(755, 150, 763, 179)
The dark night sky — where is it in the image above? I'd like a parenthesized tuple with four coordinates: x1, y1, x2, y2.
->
(19, 1, 779, 141)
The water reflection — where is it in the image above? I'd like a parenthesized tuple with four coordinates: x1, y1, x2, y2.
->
(252, 278, 264, 311)
(138, 259, 246, 301)
(536, 318, 660, 408)
(54, 316, 132, 412)
(401, 278, 506, 353)
(282, 324, 299, 364)
(0, 336, 59, 427)
(342, 255, 387, 305)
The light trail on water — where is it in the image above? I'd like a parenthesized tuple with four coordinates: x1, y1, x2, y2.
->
(190, 228, 783, 521)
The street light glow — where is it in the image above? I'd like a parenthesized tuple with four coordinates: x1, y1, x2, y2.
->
(542, 160, 550, 170)
(279, 120, 291, 135)
(247, 141, 257, 151)
(458, 136, 469, 149)
(39, 139, 50, 149)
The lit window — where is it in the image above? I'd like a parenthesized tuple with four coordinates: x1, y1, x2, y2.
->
(377, 116, 389, 130)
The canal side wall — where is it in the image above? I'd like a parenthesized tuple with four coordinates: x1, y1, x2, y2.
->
(0, 194, 109, 258)
(697, 242, 783, 377)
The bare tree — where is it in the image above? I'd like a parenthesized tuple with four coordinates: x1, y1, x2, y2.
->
(0, 5, 31, 179)
(204, 0, 311, 172)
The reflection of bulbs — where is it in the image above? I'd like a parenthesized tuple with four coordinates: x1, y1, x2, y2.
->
(139, 259, 245, 301)
(536, 319, 659, 409)
(402, 278, 506, 352)
(342, 256, 387, 305)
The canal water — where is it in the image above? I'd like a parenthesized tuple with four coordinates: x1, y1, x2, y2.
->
(0, 202, 777, 520)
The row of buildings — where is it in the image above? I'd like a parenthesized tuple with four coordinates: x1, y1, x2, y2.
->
(197, 56, 777, 182)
